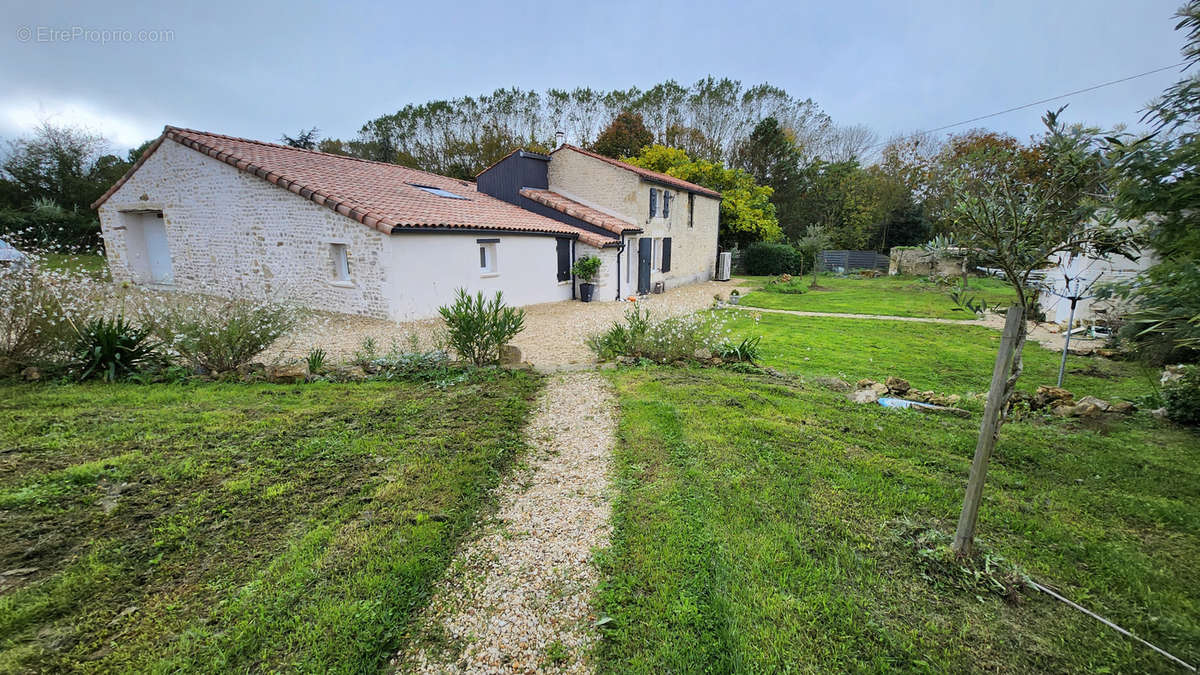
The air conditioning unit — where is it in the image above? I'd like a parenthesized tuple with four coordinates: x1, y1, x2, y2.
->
(716, 251, 732, 281)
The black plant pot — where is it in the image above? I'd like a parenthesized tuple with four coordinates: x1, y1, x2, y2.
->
(579, 282, 596, 302)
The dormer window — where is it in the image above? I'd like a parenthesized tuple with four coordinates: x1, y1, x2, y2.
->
(409, 183, 469, 200)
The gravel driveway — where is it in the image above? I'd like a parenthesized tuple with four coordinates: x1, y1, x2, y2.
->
(273, 280, 751, 368)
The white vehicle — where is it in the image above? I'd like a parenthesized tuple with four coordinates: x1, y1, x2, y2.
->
(0, 239, 28, 269)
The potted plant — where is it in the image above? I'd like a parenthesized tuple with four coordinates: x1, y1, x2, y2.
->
(729, 289, 741, 305)
(572, 256, 602, 302)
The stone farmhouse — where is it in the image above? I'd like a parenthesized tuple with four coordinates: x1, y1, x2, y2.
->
(92, 127, 721, 321)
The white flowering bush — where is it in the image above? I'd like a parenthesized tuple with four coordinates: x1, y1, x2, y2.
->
(588, 305, 744, 363)
(0, 248, 109, 373)
(142, 294, 301, 374)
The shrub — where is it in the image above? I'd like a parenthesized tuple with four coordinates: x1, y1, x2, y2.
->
(0, 253, 97, 373)
(1162, 365, 1200, 425)
(306, 347, 327, 374)
(147, 295, 300, 373)
(762, 277, 807, 295)
(438, 289, 526, 366)
(587, 306, 758, 364)
(743, 242, 801, 276)
(715, 335, 762, 363)
(72, 315, 161, 381)
(571, 256, 602, 283)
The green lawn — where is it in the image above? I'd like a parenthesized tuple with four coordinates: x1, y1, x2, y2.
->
(597, 365, 1199, 673)
(721, 310, 1152, 402)
(0, 374, 539, 672)
(40, 253, 110, 280)
(737, 274, 1017, 319)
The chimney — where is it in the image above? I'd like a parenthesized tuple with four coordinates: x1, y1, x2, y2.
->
(555, 130, 565, 148)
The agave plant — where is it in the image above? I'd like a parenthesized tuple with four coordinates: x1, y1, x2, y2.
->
(72, 315, 161, 381)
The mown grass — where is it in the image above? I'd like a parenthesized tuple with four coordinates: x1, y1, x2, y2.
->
(40, 253, 110, 280)
(722, 310, 1153, 402)
(0, 373, 540, 672)
(737, 274, 1016, 319)
(597, 365, 1199, 673)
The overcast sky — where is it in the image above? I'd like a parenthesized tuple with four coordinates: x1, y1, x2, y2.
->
(0, 0, 1188, 155)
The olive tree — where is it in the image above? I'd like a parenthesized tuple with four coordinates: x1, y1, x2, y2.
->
(947, 108, 1138, 556)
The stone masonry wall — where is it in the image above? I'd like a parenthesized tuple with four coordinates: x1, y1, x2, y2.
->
(98, 139, 391, 317)
(547, 148, 720, 291)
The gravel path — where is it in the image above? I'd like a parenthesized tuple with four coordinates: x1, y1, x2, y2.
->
(272, 280, 751, 368)
(394, 372, 617, 674)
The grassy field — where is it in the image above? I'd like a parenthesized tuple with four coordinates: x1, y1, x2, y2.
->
(0, 374, 539, 672)
(597, 364, 1199, 673)
(737, 274, 1017, 319)
(40, 253, 110, 279)
(721, 310, 1153, 402)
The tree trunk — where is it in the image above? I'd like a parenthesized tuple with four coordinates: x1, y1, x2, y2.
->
(811, 253, 819, 287)
(952, 305, 1025, 556)
(961, 257, 970, 290)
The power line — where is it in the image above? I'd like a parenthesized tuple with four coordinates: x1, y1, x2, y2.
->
(871, 61, 1187, 149)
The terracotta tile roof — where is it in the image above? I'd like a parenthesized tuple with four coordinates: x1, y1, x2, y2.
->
(92, 127, 603, 243)
(519, 189, 640, 237)
(551, 145, 722, 199)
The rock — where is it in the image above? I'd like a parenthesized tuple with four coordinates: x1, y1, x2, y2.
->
(1076, 395, 1110, 412)
(328, 365, 367, 381)
(1095, 348, 1122, 359)
(1150, 407, 1169, 420)
(267, 362, 309, 383)
(20, 367, 41, 382)
(1034, 385, 1074, 410)
(885, 376, 911, 395)
(692, 348, 713, 360)
(849, 388, 879, 404)
(236, 362, 266, 377)
(1072, 401, 1104, 418)
(1108, 400, 1136, 414)
(869, 382, 888, 396)
(1052, 404, 1076, 417)
(1161, 365, 1186, 386)
(812, 376, 851, 392)
(499, 344, 523, 365)
(856, 379, 878, 390)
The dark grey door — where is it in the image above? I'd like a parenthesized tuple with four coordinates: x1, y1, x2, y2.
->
(638, 238, 652, 294)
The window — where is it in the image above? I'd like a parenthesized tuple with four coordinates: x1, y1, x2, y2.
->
(688, 193, 695, 228)
(652, 237, 663, 271)
(478, 238, 498, 275)
(409, 183, 469, 200)
(649, 188, 658, 218)
(330, 243, 351, 282)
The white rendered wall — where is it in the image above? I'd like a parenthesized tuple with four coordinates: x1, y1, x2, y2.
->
(384, 234, 576, 320)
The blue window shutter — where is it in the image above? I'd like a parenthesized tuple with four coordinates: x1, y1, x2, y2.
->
(662, 237, 672, 272)
(663, 192, 670, 218)
(649, 188, 657, 218)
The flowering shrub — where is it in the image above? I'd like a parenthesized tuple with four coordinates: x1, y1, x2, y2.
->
(587, 306, 755, 364)
(144, 294, 300, 373)
(0, 249, 107, 373)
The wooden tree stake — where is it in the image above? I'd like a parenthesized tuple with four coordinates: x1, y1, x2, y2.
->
(952, 304, 1025, 556)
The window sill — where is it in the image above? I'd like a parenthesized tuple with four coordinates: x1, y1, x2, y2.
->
(480, 272, 499, 279)
(327, 279, 356, 288)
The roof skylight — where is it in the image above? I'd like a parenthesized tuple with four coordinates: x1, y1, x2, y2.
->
(409, 183, 468, 200)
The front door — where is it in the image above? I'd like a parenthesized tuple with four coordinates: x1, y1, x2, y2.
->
(637, 238, 652, 294)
